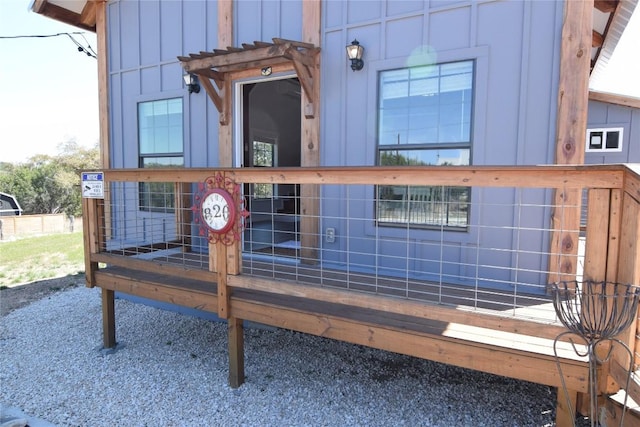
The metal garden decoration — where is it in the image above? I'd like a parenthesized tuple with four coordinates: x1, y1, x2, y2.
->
(552, 280, 640, 427)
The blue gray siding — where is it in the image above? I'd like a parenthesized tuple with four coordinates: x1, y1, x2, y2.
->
(105, 0, 568, 293)
(320, 0, 564, 292)
(586, 99, 640, 164)
(108, 0, 220, 170)
(321, 0, 562, 167)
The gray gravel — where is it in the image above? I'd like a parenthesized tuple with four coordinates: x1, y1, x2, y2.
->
(0, 286, 562, 426)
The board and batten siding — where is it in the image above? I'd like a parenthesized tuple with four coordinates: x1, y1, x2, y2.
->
(586, 100, 640, 164)
(235, 0, 302, 43)
(106, 0, 222, 244)
(107, 0, 221, 169)
(105, 0, 303, 245)
(320, 0, 564, 293)
(104, 0, 568, 293)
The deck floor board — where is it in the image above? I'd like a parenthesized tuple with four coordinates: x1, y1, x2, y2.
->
(95, 262, 583, 364)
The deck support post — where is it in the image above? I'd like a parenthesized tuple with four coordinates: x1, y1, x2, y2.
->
(228, 317, 245, 388)
(547, 0, 591, 286)
(101, 288, 116, 349)
(556, 388, 578, 427)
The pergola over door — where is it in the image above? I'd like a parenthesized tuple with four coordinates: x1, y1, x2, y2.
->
(178, 38, 320, 124)
(178, 38, 321, 265)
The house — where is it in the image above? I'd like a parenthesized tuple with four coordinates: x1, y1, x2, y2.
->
(33, 1, 640, 425)
(586, 91, 640, 164)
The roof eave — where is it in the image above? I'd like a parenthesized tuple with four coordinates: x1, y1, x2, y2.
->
(30, 0, 97, 33)
(590, 0, 638, 84)
(589, 90, 640, 109)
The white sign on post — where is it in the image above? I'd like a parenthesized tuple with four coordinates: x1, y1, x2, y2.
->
(82, 172, 104, 199)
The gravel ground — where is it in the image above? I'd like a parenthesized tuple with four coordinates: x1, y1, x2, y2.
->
(0, 286, 565, 426)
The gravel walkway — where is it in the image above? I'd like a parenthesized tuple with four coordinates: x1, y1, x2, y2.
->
(0, 286, 563, 426)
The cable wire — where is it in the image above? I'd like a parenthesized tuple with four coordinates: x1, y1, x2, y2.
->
(0, 32, 97, 59)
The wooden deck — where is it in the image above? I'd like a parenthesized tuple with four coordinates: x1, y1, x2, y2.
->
(127, 248, 557, 316)
(82, 164, 640, 426)
(93, 261, 590, 395)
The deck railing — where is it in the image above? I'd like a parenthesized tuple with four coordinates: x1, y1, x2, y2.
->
(82, 164, 640, 393)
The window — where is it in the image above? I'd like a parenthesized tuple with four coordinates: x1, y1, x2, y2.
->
(376, 60, 473, 228)
(252, 138, 276, 198)
(138, 98, 184, 211)
(586, 128, 623, 152)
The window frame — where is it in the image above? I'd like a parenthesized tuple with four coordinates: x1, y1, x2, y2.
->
(375, 59, 475, 231)
(585, 127, 624, 153)
(137, 97, 185, 213)
(251, 135, 278, 199)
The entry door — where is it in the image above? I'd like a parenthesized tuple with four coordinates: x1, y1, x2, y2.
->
(241, 77, 301, 257)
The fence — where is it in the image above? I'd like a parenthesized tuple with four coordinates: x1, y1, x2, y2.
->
(0, 214, 83, 239)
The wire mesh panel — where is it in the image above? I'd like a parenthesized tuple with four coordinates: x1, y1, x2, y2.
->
(239, 181, 584, 324)
(103, 181, 210, 269)
(92, 170, 589, 325)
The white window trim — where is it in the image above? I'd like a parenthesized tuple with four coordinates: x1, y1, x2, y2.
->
(585, 127, 624, 153)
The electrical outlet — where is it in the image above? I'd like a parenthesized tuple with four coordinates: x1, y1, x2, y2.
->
(326, 227, 335, 243)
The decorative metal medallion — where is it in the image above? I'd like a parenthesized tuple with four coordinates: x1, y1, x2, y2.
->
(192, 173, 249, 245)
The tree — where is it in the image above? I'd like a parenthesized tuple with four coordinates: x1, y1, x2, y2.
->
(0, 139, 99, 216)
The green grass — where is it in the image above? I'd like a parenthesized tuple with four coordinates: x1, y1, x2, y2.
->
(0, 232, 85, 286)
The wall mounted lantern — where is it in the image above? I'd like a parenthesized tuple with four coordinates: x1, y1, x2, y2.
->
(183, 73, 200, 94)
(346, 39, 364, 71)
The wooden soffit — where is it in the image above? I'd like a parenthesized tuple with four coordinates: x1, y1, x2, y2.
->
(178, 38, 320, 124)
(31, 0, 97, 32)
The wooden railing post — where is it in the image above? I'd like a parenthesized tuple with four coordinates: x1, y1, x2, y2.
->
(580, 189, 625, 415)
(83, 194, 114, 349)
(582, 179, 640, 417)
(616, 191, 640, 369)
(101, 288, 116, 349)
(82, 197, 104, 288)
(228, 317, 244, 388)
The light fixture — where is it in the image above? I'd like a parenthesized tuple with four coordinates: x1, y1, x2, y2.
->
(183, 73, 200, 94)
(346, 39, 364, 71)
(261, 66, 272, 76)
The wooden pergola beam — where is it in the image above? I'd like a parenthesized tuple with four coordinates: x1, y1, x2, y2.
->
(181, 44, 290, 74)
(180, 40, 320, 119)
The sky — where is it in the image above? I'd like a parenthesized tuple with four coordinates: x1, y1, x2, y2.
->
(0, 1, 638, 165)
(590, 5, 640, 97)
(0, 0, 99, 164)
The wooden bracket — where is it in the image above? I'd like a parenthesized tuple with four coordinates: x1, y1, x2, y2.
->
(287, 47, 319, 118)
(197, 72, 229, 125)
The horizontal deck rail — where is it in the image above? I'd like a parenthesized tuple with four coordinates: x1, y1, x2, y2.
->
(102, 164, 626, 188)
